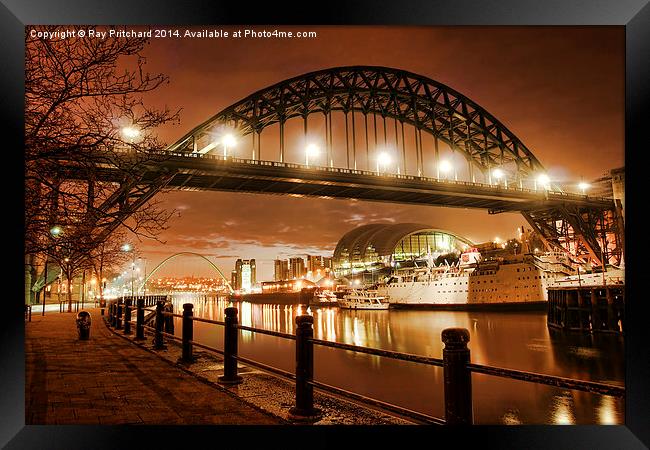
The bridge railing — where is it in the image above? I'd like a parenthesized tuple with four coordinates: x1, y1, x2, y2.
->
(150, 150, 611, 204)
(108, 301, 624, 424)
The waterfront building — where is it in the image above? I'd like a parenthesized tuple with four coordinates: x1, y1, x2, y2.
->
(234, 259, 256, 292)
(289, 257, 306, 279)
(332, 223, 473, 278)
(274, 259, 290, 281)
(231, 270, 238, 290)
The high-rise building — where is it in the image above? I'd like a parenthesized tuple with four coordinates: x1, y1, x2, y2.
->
(289, 257, 306, 279)
(231, 270, 238, 290)
(233, 259, 256, 292)
(306, 255, 323, 272)
(274, 259, 290, 281)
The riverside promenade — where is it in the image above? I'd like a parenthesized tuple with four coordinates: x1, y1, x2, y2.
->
(24, 308, 281, 425)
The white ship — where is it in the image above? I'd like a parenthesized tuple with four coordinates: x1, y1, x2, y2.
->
(375, 247, 622, 308)
(338, 290, 390, 310)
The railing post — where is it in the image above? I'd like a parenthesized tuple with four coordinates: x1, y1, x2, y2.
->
(289, 314, 321, 421)
(218, 307, 243, 385)
(136, 297, 145, 340)
(164, 301, 174, 334)
(154, 300, 165, 349)
(442, 328, 473, 425)
(116, 299, 123, 330)
(110, 302, 116, 327)
(123, 298, 132, 335)
(181, 303, 194, 363)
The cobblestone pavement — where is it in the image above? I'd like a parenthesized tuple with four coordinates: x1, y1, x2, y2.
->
(24, 308, 281, 425)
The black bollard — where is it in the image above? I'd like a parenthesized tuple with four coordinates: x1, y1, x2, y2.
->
(442, 328, 473, 425)
(154, 300, 165, 349)
(164, 302, 174, 334)
(124, 298, 132, 335)
(181, 303, 194, 363)
(116, 300, 123, 330)
(136, 298, 145, 340)
(218, 307, 243, 385)
(288, 314, 321, 421)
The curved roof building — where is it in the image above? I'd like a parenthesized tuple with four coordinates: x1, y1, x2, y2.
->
(332, 223, 473, 277)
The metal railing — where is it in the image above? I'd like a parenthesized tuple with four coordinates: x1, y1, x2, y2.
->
(106, 300, 625, 424)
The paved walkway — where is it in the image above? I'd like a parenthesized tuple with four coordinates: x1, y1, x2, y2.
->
(25, 308, 280, 425)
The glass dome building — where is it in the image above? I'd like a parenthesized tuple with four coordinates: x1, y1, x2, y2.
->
(332, 223, 474, 277)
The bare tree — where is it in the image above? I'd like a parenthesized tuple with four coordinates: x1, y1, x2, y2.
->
(25, 26, 180, 299)
(88, 229, 133, 299)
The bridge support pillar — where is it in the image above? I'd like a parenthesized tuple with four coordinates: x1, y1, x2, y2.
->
(442, 328, 473, 425)
(218, 307, 243, 385)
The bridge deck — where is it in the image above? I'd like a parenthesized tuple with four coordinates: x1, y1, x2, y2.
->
(86, 152, 615, 212)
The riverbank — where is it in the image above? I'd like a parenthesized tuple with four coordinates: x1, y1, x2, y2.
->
(25, 308, 281, 425)
(103, 314, 416, 425)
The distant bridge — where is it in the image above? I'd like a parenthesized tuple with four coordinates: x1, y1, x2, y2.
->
(60, 66, 623, 267)
(140, 252, 234, 294)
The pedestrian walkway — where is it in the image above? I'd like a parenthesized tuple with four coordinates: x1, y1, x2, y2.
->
(25, 308, 281, 425)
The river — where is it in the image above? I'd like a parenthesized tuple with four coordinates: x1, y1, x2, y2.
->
(167, 294, 624, 425)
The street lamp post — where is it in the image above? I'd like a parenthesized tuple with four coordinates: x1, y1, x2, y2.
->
(121, 243, 136, 298)
(376, 151, 391, 174)
(439, 160, 452, 180)
(492, 168, 507, 188)
(305, 144, 319, 167)
(222, 134, 236, 158)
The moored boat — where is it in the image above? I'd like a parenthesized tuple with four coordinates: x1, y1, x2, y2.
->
(310, 289, 339, 307)
(338, 289, 390, 310)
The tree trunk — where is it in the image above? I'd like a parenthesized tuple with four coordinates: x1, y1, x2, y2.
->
(67, 276, 73, 313)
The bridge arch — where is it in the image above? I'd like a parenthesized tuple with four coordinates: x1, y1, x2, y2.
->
(169, 66, 546, 185)
(141, 252, 234, 294)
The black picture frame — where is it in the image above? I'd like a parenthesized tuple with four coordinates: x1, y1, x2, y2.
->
(3, 1, 648, 448)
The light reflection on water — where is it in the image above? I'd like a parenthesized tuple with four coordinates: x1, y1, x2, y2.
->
(169, 294, 624, 425)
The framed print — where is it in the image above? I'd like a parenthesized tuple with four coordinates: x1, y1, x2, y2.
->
(3, 0, 649, 448)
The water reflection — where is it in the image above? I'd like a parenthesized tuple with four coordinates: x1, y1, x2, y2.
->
(551, 394, 576, 425)
(169, 296, 624, 424)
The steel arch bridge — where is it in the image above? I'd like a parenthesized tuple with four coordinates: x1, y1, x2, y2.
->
(60, 66, 623, 267)
(170, 66, 545, 185)
(140, 252, 234, 294)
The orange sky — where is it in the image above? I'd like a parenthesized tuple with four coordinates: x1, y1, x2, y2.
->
(117, 26, 624, 280)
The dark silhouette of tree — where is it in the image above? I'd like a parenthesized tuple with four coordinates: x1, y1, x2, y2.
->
(25, 26, 180, 308)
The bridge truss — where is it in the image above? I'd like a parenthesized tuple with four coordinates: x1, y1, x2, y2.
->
(59, 66, 624, 268)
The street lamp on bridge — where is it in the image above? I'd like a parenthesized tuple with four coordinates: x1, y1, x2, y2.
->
(305, 144, 319, 167)
(376, 151, 391, 174)
(535, 173, 551, 191)
(439, 160, 453, 179)
(222, 134, 236, 158)
(578, 182, 590, 195)
(492, 168, 508, 188)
